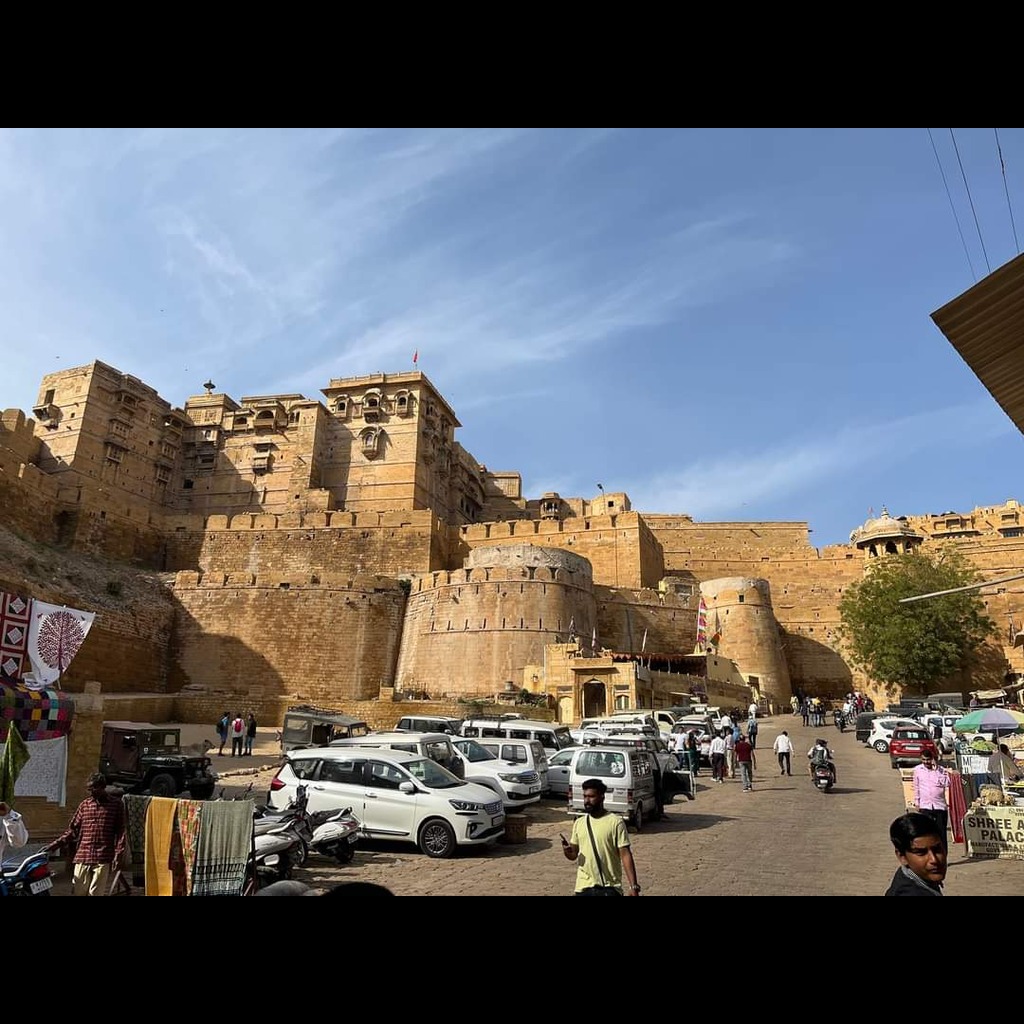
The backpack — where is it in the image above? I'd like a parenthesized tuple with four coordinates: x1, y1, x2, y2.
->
(233, 718, 244, 735)
(811, 745, 829, 765)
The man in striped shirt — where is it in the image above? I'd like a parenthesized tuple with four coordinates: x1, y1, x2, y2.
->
(46, 773, 126, 896)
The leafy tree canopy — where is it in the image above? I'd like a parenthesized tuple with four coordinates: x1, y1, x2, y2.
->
(837, 547, 996, 692)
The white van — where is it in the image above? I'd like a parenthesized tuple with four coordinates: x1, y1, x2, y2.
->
(567, 744, 661, 830)
(450, 736, 544, 807)
(460, 718, 575, 754)
(334, 732, 541, 809)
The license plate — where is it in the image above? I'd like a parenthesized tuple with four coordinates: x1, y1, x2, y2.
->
(529, 785, 541, 794)
(29, 876, 53, 894)
(492, 814, 504, 827)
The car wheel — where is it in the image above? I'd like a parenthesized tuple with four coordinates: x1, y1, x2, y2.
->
(873, 740, 889, 753)
(148, 773, 177, 797)
(634, 803, 644, 833)
(419, 818, 457, 858)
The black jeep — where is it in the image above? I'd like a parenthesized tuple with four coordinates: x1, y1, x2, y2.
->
(99, 722, 217, 799)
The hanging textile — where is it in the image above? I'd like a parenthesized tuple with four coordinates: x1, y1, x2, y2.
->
(26, 601, 95, 689)
(176, 799, 204, 896)
(0, 681, 74, 741)
(0, 592, 31, 684)
(192, 800, 254, 896)
(12, 735, 67, 805)
(0, 725, 29, 805)
(144, 797, 179, 896)
(122, 794, 152, 887)
(948, 770, 968, 847)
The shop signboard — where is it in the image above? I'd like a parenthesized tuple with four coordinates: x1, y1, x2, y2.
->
(963, 809, 1024, 861)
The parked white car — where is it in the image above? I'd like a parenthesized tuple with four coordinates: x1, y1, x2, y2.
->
(450, 736, 543, 808)
(269, 747, 505, 858)
(546, 747, 576, 798)
(865, 717, 920, 753)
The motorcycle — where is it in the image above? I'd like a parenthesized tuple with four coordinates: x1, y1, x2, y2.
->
(833, 710, 846, 733)
(812, 761, 836, 792)
(308, 806, 362, 864)
(1, 845, 54, 896)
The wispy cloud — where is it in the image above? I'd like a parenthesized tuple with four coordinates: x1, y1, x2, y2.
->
(627, 400, 1016, 519)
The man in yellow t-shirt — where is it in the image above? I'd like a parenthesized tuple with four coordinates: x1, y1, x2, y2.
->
(561, 778, 642, 896)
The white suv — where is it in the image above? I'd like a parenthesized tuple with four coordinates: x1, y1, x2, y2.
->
(865, 717, 920, 753)
(450, 737, 543, 808)
(269, 748, 504, 858)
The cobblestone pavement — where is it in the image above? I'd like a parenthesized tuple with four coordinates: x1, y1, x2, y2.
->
(48, 717, 1024, 895)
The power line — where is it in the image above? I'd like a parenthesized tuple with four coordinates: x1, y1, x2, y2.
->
(949, 127, 991, 274)
(994, 127, 1021, 255)
(928, 128, 975, 281)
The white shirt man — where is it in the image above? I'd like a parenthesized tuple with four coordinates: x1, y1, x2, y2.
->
(719, 714, 733, 731)
(749, 702, 758, 719)
(773, 731, 794, 776)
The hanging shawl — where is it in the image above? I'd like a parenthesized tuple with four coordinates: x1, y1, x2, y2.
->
(191, 800, 253, 896)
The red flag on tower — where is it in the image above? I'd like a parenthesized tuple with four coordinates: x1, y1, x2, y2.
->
(412, 350, 419, 365)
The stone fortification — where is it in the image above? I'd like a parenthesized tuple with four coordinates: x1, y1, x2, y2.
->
(170, 571, 406, 704)
(2, 359, 1023, 718)
(699, 577, 792, 702)
(396, 545, 597, 696)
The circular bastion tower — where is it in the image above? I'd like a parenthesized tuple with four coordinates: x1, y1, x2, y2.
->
(395, 544, 598, 697)
(700, 577, 792, 704)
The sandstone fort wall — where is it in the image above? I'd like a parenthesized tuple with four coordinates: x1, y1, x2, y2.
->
(170, 572, 406, 705)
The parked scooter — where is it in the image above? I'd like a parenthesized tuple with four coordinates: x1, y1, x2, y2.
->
(1, 845, 54, 896)
(253, 821, 305, 884)
(254, 785, 311, 865)
(308, 806, 362, 864)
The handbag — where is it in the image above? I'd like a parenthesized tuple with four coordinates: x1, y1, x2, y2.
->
(582, 815, 622, 896)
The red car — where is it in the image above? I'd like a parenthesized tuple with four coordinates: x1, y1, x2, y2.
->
(889, 726, 939, 769)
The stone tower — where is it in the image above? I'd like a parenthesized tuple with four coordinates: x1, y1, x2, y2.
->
(699, 577, 792, 704)
(395, 544, 598, 696)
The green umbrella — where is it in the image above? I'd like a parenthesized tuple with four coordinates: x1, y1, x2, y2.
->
(953, 708, 1024, 733)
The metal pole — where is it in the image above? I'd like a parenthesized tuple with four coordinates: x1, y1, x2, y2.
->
(898, 572, 1024, 603)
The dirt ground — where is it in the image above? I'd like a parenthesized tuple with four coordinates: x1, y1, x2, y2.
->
(44, 717, 1024, 896)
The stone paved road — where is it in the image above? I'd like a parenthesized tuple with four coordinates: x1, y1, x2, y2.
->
(49, 717, 1024, 895)
(284, 716, 1024, 896)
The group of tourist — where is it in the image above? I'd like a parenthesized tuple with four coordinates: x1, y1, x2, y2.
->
(216, 711, 258, 757)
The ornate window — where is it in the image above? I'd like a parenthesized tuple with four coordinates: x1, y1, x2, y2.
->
(363, 390, 382, 423)
(359, 427, 383, 459)
(334, 396, 349, 416)
(395, 390, 413, 417)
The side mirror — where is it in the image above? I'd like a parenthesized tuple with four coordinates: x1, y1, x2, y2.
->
(399, 781, 416, 794)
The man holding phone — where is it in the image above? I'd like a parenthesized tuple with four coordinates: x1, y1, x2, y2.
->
(561, 778, 642, 896)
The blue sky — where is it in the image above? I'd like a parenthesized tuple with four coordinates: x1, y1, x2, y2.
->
(1, 128, 1021, 546)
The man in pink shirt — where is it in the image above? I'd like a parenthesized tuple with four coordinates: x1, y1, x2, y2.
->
(911, 752, 950, 851)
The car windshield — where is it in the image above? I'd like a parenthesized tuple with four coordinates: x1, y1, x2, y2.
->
(897, 731, 928, 740)
(405, 757, 464, 789)
(455, 739, 497, 763)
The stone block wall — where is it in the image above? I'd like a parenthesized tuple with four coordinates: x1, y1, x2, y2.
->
(170, 573, 406, 705)
(595, 586, 698, 654)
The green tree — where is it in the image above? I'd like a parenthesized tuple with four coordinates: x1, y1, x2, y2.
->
(837, 547, 996, 693)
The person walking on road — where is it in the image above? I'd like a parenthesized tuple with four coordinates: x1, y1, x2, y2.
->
(562, 779, 642, 896)
(747, 716, 759, 749)
(773, 730, 793, 776)
(45, 772, 126, 897)
(800, 701, 810, 727)
(724, 727, 737, 779)
(884, 812, 946, 896)
(736, 732, 756, 791)
(911, 751, 951, 850)
(685, 730, 700, 776)
(710, 730, 727, 783)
